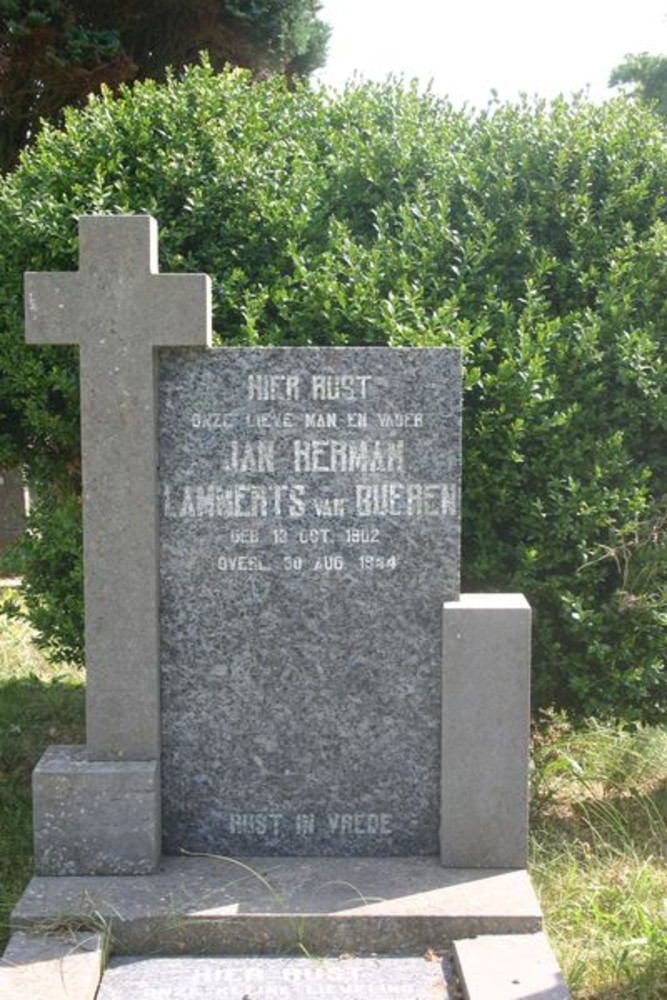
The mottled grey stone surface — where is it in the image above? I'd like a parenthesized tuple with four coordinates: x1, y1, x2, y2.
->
(97, 955, 453, 1000)
(25, 215, 211, 761)
(159, 348, 461, 855)
(32, 746, 160, 875)
(440, 596, 531, 868)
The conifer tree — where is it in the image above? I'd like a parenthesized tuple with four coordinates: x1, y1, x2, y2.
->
(0, 0, 330, 171)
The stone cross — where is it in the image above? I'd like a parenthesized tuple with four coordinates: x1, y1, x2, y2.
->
(25, 216, 211, 760)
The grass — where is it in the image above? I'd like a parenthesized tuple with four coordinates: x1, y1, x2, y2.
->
(530, 711, 667, 998)
(0, 591, 84, 949)
(0, 602, 665, 997)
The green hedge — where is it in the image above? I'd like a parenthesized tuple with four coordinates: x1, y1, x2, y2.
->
(0, 65, 664, 720)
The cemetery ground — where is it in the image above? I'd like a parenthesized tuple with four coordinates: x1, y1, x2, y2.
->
(0, 597, 665, 999)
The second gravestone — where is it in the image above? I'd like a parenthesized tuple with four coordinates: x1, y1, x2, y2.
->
(160, 348, 461, 856)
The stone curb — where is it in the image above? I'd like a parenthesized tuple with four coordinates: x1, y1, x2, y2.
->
(454, 932, 570, 999)
(0, 929, 104, 1000)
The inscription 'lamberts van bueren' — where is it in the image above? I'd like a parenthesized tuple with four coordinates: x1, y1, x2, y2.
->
(159, 347, 461, 857)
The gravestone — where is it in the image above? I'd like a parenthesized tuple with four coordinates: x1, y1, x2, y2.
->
(25, 215, 531, 877)
(0, 467, 26, 564)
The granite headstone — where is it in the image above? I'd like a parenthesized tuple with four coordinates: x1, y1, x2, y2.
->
(159, 347, 461, 856)
(0, 467, 26, 560)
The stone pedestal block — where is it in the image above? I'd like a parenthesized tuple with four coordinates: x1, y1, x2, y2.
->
(441, 595, 531, 868)
(33, 746, 160, 875)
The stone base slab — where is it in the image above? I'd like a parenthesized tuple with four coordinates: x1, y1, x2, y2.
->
(0, 930, 103, 1000)
(12, 855, 541, 956)
(32, 746, 160, 875)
